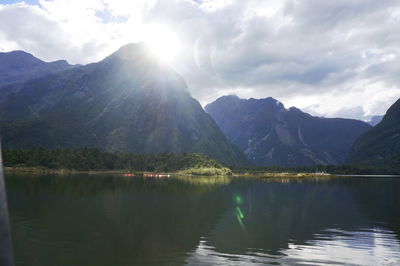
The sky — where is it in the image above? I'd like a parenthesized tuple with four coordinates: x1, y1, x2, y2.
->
(1, 0, 400, 120)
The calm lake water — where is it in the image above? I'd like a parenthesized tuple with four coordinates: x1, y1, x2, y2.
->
(5, 174, 400, 266)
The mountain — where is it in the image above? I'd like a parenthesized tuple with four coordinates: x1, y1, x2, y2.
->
(349, 98, 400, 169)
(367, 115, 383, 126)
(0, 50, 74, 86)
(0, 50, 75, 104)
(0, 44, 248, 166)
(205, 95, 371, 167)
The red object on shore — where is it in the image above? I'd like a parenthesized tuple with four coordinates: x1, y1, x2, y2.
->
(123, 173, 135, 177)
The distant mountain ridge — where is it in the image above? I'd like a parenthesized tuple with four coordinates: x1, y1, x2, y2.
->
(350, 98, 400, 169)
(0, 50, 74, 86)
(0, 50, 75, 104)
(205, 95, 371, 167)
(0, 44, 248, 166)
(367, 115, 384, 126)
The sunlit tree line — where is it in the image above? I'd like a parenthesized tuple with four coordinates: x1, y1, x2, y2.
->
(3, 148, 224, 172)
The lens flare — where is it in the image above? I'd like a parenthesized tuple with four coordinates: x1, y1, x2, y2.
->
(233, 193, 246, 230)
(142, 24, 181, 64)
(233, 194, 244, 204)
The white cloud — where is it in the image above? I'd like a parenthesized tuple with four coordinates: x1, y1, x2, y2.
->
(0, 0, 399, 120)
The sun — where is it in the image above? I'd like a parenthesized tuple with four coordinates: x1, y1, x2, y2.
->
(142, 24, 181, 64)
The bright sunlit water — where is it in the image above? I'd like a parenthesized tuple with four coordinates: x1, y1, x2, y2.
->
(5, 175, 400, 266)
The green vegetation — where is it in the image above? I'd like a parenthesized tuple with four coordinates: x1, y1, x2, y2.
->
(177, 167, 232, 176)
(4, 148, 398, 176)
(3, 148, 228, 174)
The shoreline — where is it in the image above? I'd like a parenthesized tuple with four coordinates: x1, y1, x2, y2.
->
(233, 172, 333, 178)
(3, 166, 230, 176)
(4, 167, 129, 175)
(3, 166, 335, 178)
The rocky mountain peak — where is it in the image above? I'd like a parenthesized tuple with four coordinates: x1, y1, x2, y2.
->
(206, 95, 371, 167)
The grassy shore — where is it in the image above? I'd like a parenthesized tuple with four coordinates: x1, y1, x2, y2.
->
(176, 167, 232, 176)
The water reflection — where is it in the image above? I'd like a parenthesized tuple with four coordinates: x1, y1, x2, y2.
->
(7, 174, 232, 266)
(173, 175, 231, 187)
(186, 228, 400, 265)
(283, 228, 400, 265)
(5, 174, 400, 265)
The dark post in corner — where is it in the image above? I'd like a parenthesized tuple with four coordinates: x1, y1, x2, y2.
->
(0, 141, 14, 266)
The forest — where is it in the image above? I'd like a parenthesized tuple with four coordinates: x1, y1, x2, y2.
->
(3, 148, 398, 175)
(2, 148, 225, 173)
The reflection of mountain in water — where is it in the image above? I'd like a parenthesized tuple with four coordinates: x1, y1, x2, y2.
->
(200, 177, 400, 256)
(7, 175, 232, 266)
(6, 175, 400, 265)
(343, 177, 400, 239)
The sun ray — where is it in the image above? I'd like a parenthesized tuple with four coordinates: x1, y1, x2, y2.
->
(142, 24, 181, 64)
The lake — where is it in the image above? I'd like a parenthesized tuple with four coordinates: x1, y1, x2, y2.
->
(5, 174, 400, 265)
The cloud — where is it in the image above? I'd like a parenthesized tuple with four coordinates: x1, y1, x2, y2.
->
(0, 0, 156, 63)
(0, 0, 399, 120)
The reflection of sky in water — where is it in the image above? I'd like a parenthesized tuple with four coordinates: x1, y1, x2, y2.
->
(186, 228, 400, 265)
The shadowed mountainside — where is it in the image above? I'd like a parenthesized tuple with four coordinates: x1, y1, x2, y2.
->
(0, 44, 248, 166)
(0, 50, 74, 97)
(205, 95, 371, 167)
(350, 98, 400, 170)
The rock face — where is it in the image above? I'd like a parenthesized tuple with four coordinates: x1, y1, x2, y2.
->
(0, 44, 248, 166)
(350, 98, 400, 167)
(205, 95, 371, 167)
